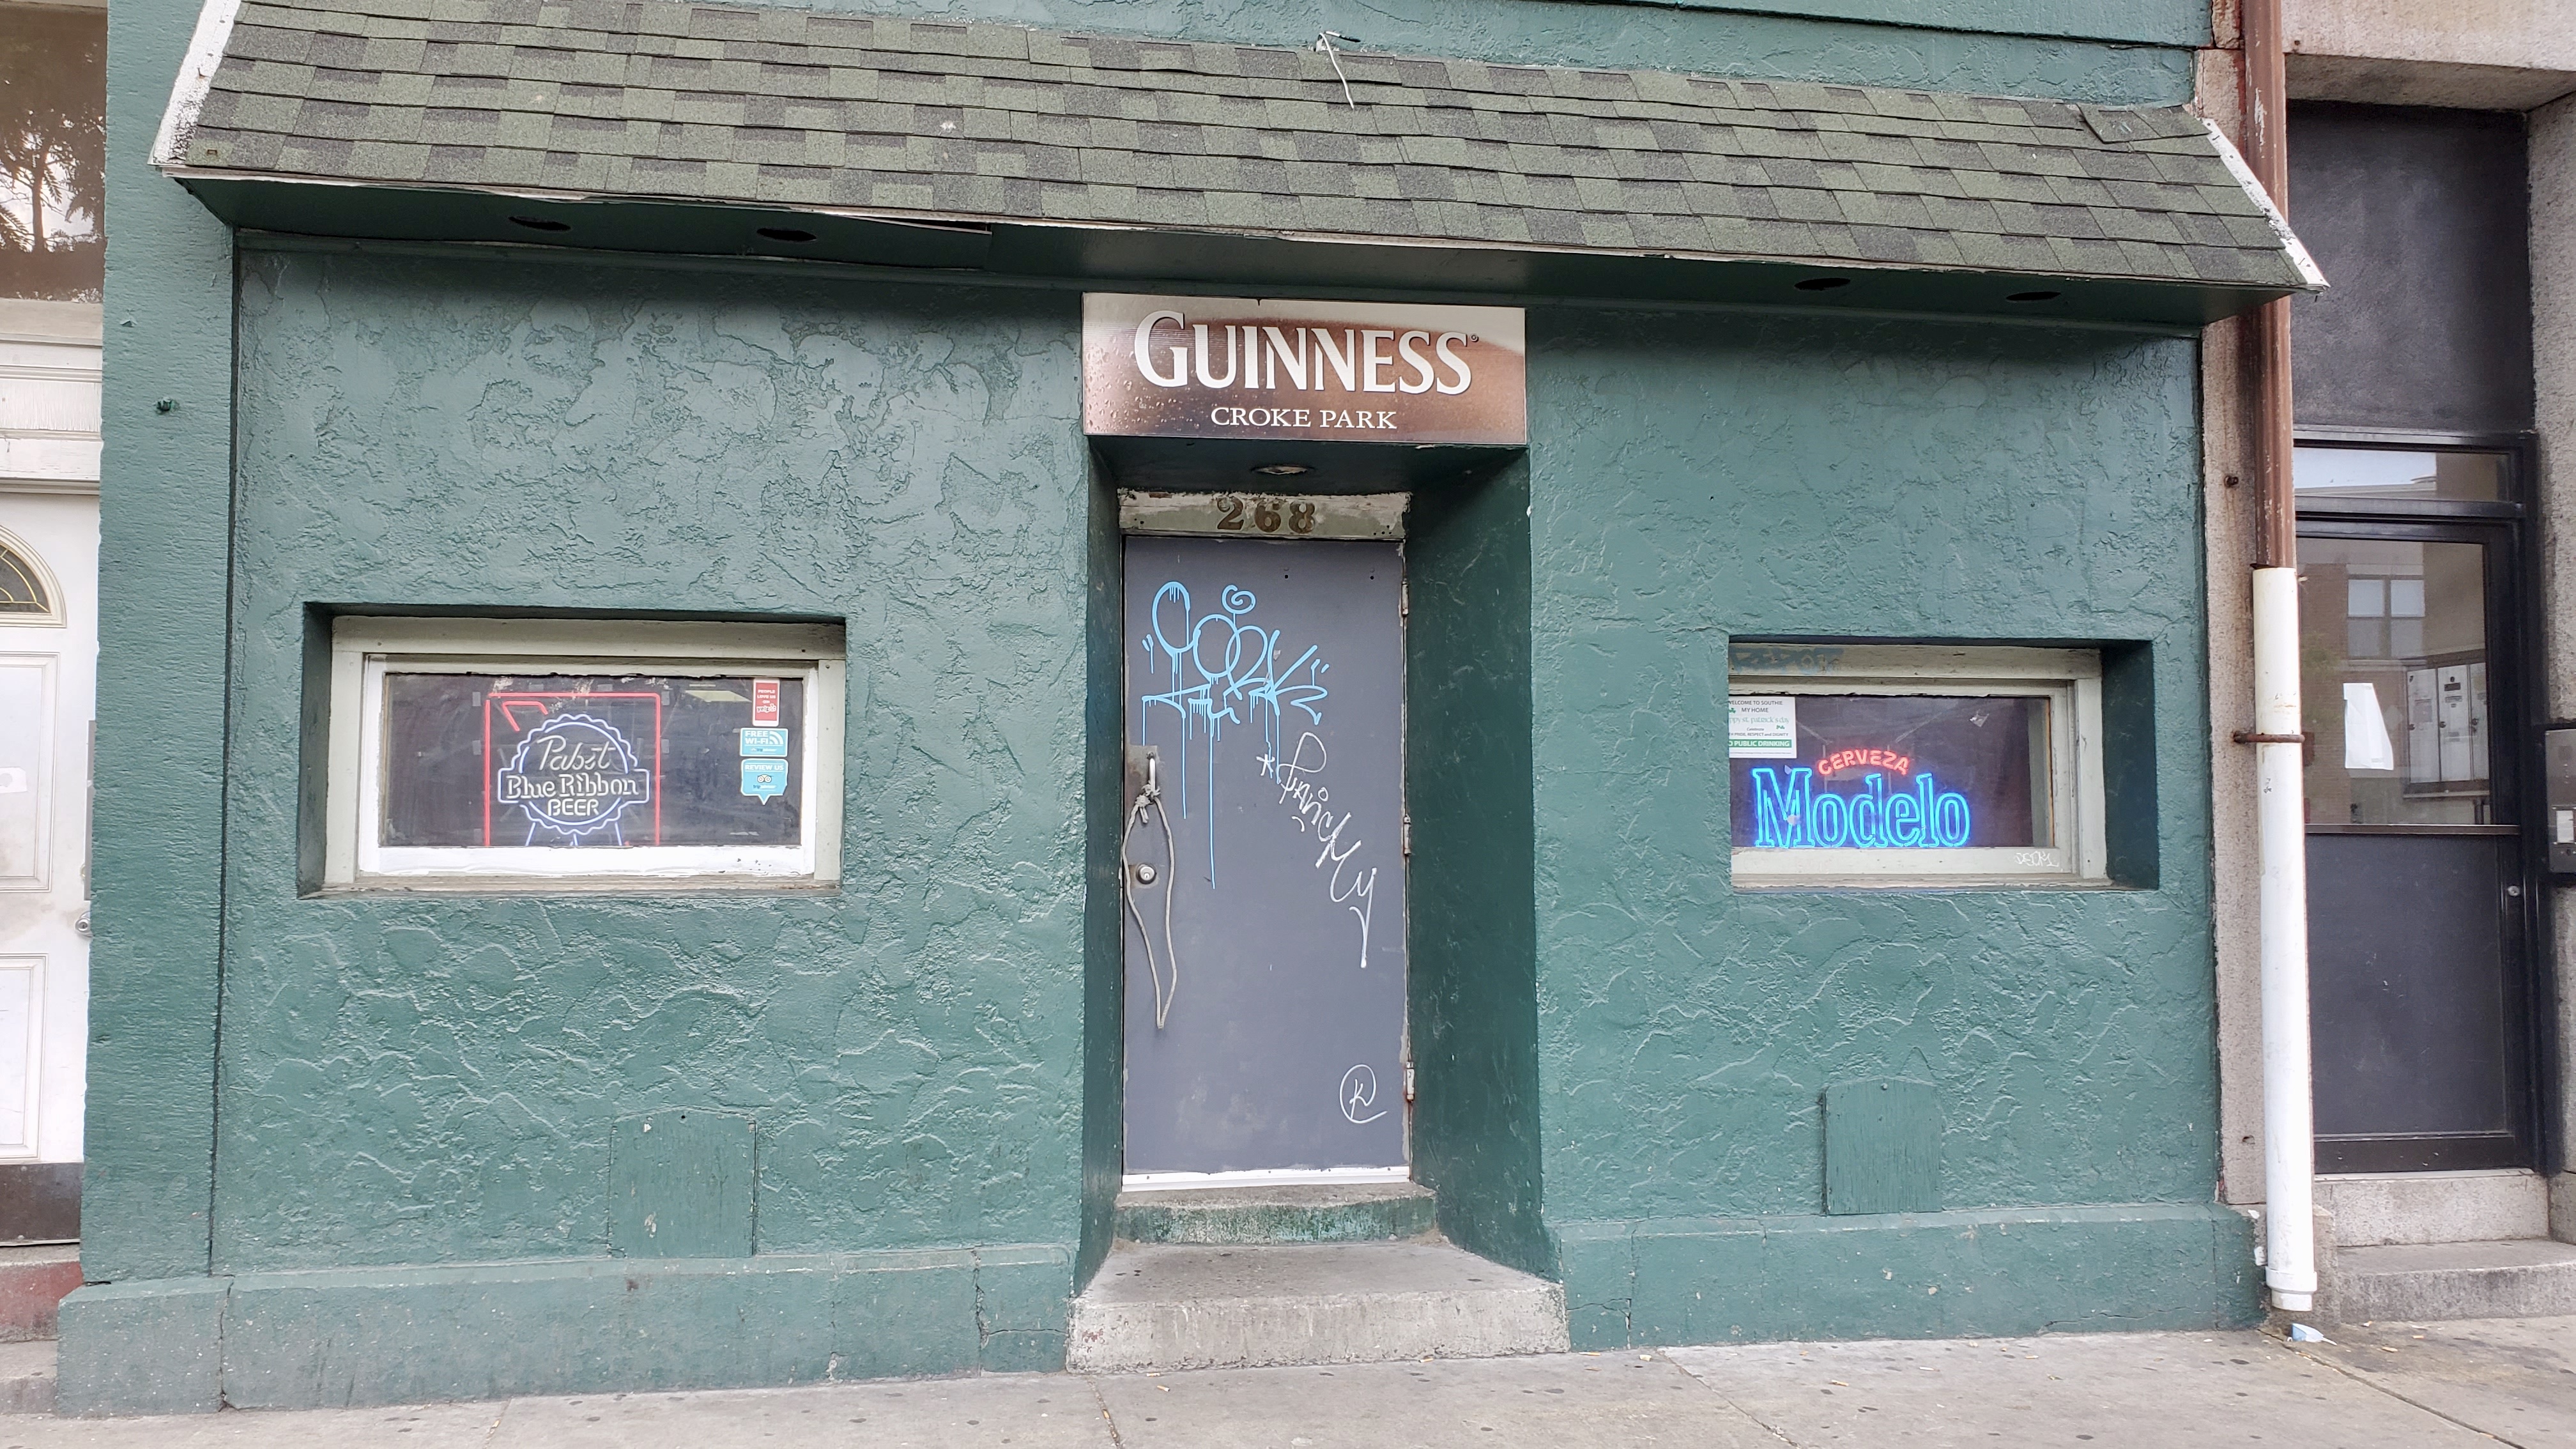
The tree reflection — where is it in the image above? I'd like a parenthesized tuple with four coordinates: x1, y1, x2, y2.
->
(1, 7, 106, 302)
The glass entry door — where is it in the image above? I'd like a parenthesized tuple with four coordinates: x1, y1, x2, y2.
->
(2299, 519, 2535, 1172)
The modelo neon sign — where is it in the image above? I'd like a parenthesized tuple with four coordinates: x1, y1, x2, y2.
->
(1746, 766, 1974, 848)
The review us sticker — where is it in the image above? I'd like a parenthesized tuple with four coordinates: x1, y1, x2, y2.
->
(740, 758, 789, 802)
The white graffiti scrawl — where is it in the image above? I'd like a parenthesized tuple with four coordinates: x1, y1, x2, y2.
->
(1259, 731, 1379, 971)
(1339, 1064, 1389, 1125)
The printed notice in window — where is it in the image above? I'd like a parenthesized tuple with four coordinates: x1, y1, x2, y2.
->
(1729, 694, 2048, 850)
(1729, 696, 1799, 759)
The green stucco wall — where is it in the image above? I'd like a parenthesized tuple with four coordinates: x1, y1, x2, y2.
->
(66, 245, 1103, 1410)
(218, 247, 1092, 1272)
(79, 0, 2253, 1410)
(1519, 307, 2254, 1340)
(69, 247, 2256, 1407)
(848, 0, 2203, 105)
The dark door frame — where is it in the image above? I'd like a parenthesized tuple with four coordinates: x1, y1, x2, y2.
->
(2294, 429, 2552, 1175)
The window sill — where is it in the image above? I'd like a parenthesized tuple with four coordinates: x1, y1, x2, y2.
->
(1730, 877, 2131, 893)
(306, 876, 843, 899)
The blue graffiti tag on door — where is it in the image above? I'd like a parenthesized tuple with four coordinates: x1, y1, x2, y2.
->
(1122, 535, 1408, 1176)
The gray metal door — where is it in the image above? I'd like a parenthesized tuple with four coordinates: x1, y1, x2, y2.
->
(1121, 535, 1407, 1176)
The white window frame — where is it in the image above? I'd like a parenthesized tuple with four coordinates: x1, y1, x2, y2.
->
(0, 526, 66, 627)
(323, 617, 844, 891)
(1729, 645, 2108, 886)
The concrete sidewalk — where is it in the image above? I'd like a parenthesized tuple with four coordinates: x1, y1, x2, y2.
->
(6, 1315, 2572, 1446)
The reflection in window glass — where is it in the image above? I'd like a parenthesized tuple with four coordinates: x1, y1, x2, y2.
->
(1728, 694, 2049, 850)
(0, 7, 106, 302)
(2300, 537, 2490, 825)
(2293, 447, 2505, 503)
(381, 673, 806, 848)
(0, 546, 46, 613)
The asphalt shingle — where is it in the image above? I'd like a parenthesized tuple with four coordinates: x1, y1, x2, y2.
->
(166, 0, 2313, 289)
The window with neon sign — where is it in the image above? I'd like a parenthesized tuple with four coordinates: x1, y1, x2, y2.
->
(1732, 696, 2046, 850)
(1729, 646, 2104, 884)
(379, 673, 809, 850)
(320, 618, 845, 889)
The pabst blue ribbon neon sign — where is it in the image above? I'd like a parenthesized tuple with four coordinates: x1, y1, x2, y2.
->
(494, 714, 654, 844)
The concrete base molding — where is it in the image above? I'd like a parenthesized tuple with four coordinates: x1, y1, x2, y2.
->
(54, 1245, 1071, 1415)
(1066, 1241, 1566, 1372)
(1558, 1204, 2262, 1346)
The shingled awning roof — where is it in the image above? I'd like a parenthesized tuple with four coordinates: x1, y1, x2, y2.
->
(155, 0, 2321, 321)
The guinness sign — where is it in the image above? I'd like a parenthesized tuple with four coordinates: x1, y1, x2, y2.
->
(1083, 293, 1527, 447)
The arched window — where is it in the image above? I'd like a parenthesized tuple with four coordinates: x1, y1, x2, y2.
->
(0, 546, 47, 615)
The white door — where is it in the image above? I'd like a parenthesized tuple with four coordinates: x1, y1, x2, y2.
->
(1, 0, 108, 1238)
(0, 493, 95, 1172)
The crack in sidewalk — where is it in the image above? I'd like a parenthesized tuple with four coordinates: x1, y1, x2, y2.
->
(1084, 1374, 1128, 1449)
(1660, 1351, 1806, 1448)
(2281, 1338, 2531, 1448)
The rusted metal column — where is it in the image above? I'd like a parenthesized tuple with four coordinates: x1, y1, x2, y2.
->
(2241, 0, 2297, 571)
(2238, 0, 2316, 1314)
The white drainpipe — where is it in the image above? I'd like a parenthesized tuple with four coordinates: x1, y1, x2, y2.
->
(2252, 564, 2317, 1311)
(2241, 0, 2317, 1312)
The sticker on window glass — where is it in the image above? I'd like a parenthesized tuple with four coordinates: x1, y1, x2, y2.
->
(1729, 695, 2048, 850)
(1729, 696, 1799, 758)
(379, 673, 806, 848)
(740, 759, 790, 802)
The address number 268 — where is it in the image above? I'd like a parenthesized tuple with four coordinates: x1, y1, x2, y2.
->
(1213, 495, 1318, 535)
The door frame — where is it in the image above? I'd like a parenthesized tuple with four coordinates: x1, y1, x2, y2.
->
(1113, 507, 1415, 1188)
(2296, 428, 2550, 1175)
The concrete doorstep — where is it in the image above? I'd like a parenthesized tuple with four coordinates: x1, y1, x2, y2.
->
(1066, 1240, 1567, 1372)
(1, 1316, 2571, 1446)
(2328, 1238, 2576, 1322)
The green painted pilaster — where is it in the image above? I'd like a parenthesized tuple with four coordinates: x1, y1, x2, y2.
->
(88, 0, 237, 1280)
(1077, 456, 1124, 1291)
(1407, 462, 1551, 1278)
